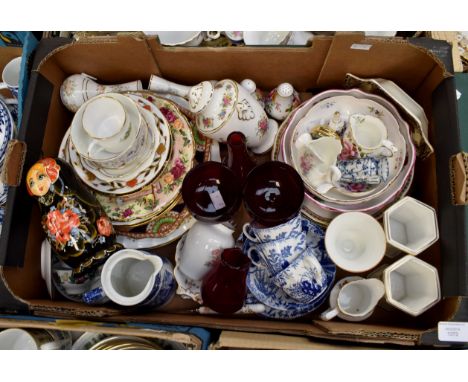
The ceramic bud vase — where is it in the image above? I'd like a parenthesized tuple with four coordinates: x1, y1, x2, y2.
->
(148, 75, 278, 154)
(60, 73, 143, 112)
(224, 131, 256, 185)
(265, 83, 301, 121)
(201, 247, 251, 314)
(26, 158, 122, 276)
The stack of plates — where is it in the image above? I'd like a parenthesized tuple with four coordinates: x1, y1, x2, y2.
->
(0, 97, 15, 208)
(90, 336, 163, 350)
(59, 93, 196, 229)
(272, 89, 416, 226)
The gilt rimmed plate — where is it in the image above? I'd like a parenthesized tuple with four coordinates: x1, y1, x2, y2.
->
(94, 97, 195, 225)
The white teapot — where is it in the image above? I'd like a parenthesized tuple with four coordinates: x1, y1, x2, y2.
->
(149, 75, 278, 154)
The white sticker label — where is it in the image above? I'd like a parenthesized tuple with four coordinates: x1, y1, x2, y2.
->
(456, 89, 462, 100)
(209, 190, 226, 210)
(438, 322, 468, 342)
(350, 43, 372, 51)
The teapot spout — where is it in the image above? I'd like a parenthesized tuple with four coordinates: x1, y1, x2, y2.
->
(149, 75, 192, 98)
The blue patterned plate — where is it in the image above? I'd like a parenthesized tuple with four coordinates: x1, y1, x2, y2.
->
(0, 98, 15, 163)
(244, 218, 336, 317)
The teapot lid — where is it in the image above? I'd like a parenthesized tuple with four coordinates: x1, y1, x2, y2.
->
(189, 81, 214, 113)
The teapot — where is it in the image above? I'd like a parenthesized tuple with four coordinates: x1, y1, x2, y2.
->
(149, 75, 278, 154)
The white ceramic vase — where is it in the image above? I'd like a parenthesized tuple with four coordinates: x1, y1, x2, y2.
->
(60, 73, 143, 112)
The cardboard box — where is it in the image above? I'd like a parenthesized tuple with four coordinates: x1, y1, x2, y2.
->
(0, 314, 212, 349)
(1, 33, 467, 348)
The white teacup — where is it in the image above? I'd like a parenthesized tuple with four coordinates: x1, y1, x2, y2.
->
(384, 196, 439, 256)
(0, 328, 70, 350)
(325, 212, 386, 273)
(242, 213, 303, 243)
(345, 113, 398, 157)
(320, 278, 385, 321)
(82, 96, 137, 154)
(1, 56, 22, 99)
(178, 222, 235, 281)
(383, 255, 441, 316)
(243, 31, 291, 45)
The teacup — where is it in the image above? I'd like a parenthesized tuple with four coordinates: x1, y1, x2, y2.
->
(177, 221, 235, 281)
(344, 114, 397, 157)
(146, 31, 204, 46)
(242, 213, 303, 243)
(325, 212, 386, 273)
(82, 95, 139, 154)
(1, 56, 22, 99)
(0, 328, 70, 350)
(272, 246, 327, 304)
(320, 278, 385, 321)
(243, 31, 291, 45)
(337, 156, 390, 186)
(247, 234, 307, 275)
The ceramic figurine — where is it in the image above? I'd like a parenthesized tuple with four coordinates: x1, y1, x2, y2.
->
(265, 83, 301, 121)
(26, 157, 122, 275)
(328, 111, 345, 133)
(60, 73, 143, 112)
(148, 75, 278, 154)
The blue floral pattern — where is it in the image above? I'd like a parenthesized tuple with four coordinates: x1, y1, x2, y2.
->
(0, 98, 15, 166)
(242, 218, 336, 319)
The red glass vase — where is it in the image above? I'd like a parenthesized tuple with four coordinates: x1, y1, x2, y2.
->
(201, 247, 251, 314)
(225, 131, 256, 185)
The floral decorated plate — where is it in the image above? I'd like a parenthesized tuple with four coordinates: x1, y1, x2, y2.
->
(274, 89, 416, 215)
(289, 95, 406, 202)
(94, 96, 195, 225)
(244, 218, 336, 317)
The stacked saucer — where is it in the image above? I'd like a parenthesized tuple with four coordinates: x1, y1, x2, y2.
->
(272, 89, 416, 225)
(59, 92, 196, 229)
(241, 217, 336, 319)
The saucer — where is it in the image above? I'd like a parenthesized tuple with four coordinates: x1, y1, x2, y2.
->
(244, 218, 336, 316)
(327, 276, 373, 322)
(0, 97, 15, 162)
(94, 96, 195, 225)
(173, 234, 203, 304)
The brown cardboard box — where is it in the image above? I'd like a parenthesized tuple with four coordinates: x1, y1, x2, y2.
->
(0, 33, 466, 347)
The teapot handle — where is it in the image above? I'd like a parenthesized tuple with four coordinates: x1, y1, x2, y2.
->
(148, 75, 191, 99)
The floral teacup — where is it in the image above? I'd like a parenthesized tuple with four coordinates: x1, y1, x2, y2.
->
(246, 234, 307, 275)
(272, 246, 327, 304)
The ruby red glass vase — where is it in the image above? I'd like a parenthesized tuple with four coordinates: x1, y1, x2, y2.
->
(224, 131, 256, 185)
(201, 247, 251, 314)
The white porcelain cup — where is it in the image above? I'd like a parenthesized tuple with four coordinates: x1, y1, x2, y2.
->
(243, 31, 291, 45)
(0, 328, 69, 350)
(320, 278, 385, 321)
(384, 196, 439, 256)
(178, 222, 235, 281)
(383, 255, 441, 316)
(325, 212, 386, 273)
(1, 57, 22, 99)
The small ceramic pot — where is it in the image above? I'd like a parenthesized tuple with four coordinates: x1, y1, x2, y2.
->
(177, 221, 235, 281)
(265, 83, 301, 121)
(272, 246, 327, 304)
(383, 196, 439, 256)
(337, 157, 390, 185)
(0, 56, 22, 98)
(148, 76, 278, 154)
(320, 278, 385, 321)
(224, 31, 244, 43)
(60, 73, 143, 112)
(243, 161, 304, 227)
(383, 255, 440, 316)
